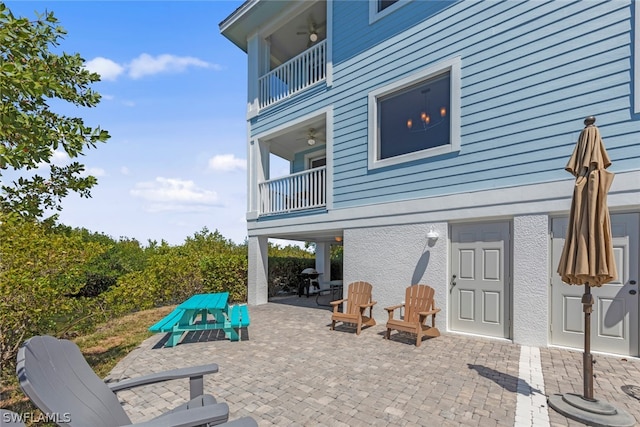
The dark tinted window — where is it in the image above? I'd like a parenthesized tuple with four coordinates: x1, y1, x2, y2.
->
(378, 0, 399, 12)
(378, 72, 450, 160)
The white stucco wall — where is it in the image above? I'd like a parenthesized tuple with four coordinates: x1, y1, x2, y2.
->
(343, 216, 551, 346)
(512, 215, 549, 347)
(343, 222, 448, 331)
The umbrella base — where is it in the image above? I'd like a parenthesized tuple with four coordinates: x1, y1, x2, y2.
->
(548, 393, 636, 427)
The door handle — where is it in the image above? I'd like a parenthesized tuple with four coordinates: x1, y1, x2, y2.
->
(630, 290, 637, 295)
(451, 274, 457, 287)
(630, 280, 637, 286)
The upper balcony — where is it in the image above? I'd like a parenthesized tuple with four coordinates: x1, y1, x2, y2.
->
(259, 39, 326, 110)
(220, 0, 329, 116)
(258, 1, 327, 111)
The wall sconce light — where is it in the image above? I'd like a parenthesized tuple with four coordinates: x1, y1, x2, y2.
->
(335, 236, 343, 243)
(426, 227, 439, 241)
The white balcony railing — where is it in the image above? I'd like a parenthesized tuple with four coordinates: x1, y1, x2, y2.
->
(258, 40, 326, 109)
(258, 167, 326, 215)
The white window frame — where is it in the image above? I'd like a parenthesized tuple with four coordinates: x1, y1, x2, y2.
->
(368, 56, 461, 170)
(306, 152, 327, 169)
(369, 0, 411, 25)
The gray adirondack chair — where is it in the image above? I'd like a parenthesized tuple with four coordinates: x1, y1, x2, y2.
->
(16, 335, 257, 427)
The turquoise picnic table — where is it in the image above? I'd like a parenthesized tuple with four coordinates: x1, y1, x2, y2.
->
(149, 292, 250, 347)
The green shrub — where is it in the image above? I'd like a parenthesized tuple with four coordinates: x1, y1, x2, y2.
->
(102, 228, 250, 314)
(102, 250, 203, 315)
(268, 257, 314, 296)
(0, 216, 102, 374)
(331, 245, 343, 280)
(200, 251, 248, 303)
(79, 237, 147, 297)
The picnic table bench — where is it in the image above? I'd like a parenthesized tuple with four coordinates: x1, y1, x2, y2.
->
(149, 292, 250, 347)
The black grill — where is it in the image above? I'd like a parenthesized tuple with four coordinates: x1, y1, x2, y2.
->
(298, 268, 320, 297)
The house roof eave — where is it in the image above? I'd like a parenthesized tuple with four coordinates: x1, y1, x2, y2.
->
(219, 0, 292, 53)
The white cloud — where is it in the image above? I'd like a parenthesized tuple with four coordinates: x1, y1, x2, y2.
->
(128, 53, 220, 79)
(145, 203, 213, 213)
(85, 57, 125, 81)
(83, 167, 106, 177)
(85, 53, 220, 82)
(130, 177, 220, 212)
(120, 166, 130, 175)
(50, 150, 70, 166)
(208, 154, 246, 172)
(36, 151, 104, 176)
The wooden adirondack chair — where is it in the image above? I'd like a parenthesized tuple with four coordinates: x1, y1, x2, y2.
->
(330, 281, 376, 335)
(385, 284, 441, 347)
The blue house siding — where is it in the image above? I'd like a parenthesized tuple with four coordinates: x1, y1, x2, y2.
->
(332, 1, 454, 63)
(250, 83, 330, 139)
(248, 0, 639, 211)
(328, 0, 640, 209)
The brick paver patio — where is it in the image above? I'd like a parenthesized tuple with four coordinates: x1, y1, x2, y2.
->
(107, 296, 640, 426)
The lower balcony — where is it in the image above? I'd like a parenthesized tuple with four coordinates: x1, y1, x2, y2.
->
(258, 167, 326, 216)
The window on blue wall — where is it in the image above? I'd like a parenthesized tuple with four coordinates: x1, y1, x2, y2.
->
(378, 73, 450, 160)
(378, 0, 399, 12)
(368, 57, 461, 169)
(369, 0, 408, 24)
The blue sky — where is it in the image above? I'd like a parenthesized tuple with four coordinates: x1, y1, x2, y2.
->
(4, 0, 278, 245)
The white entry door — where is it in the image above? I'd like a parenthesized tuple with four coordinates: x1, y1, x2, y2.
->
(450, 222, 511, 338)
(551, 213, 639, 356)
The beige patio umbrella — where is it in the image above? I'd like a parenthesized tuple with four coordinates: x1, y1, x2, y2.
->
(556, 116, 617, 288)
(549, 116, 634, 426)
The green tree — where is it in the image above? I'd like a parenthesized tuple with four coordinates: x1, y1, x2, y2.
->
(0, 3, 109, 219)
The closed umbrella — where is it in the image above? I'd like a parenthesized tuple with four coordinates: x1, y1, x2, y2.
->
(556, 116, 616, 288)
(549, 116, 634, 426)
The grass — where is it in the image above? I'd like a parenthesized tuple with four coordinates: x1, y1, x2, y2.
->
(0, 305, 175, 425)
(73, 305, 174, 378)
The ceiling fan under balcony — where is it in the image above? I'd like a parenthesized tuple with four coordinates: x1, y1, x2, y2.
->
(297, 16, 326, 47)
(306, 128, 318, 146)
(295, 128, 320, 146)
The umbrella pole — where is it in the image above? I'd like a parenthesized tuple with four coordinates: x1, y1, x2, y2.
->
(582, 284, 594, 401)
(549, 283, 635, 426)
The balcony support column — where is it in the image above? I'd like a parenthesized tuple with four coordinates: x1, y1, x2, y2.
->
(248, 235, 269, 305)
(247, 33, 269, 119)
(315, 242, 331, 284)
(258, 140, 270, 183)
